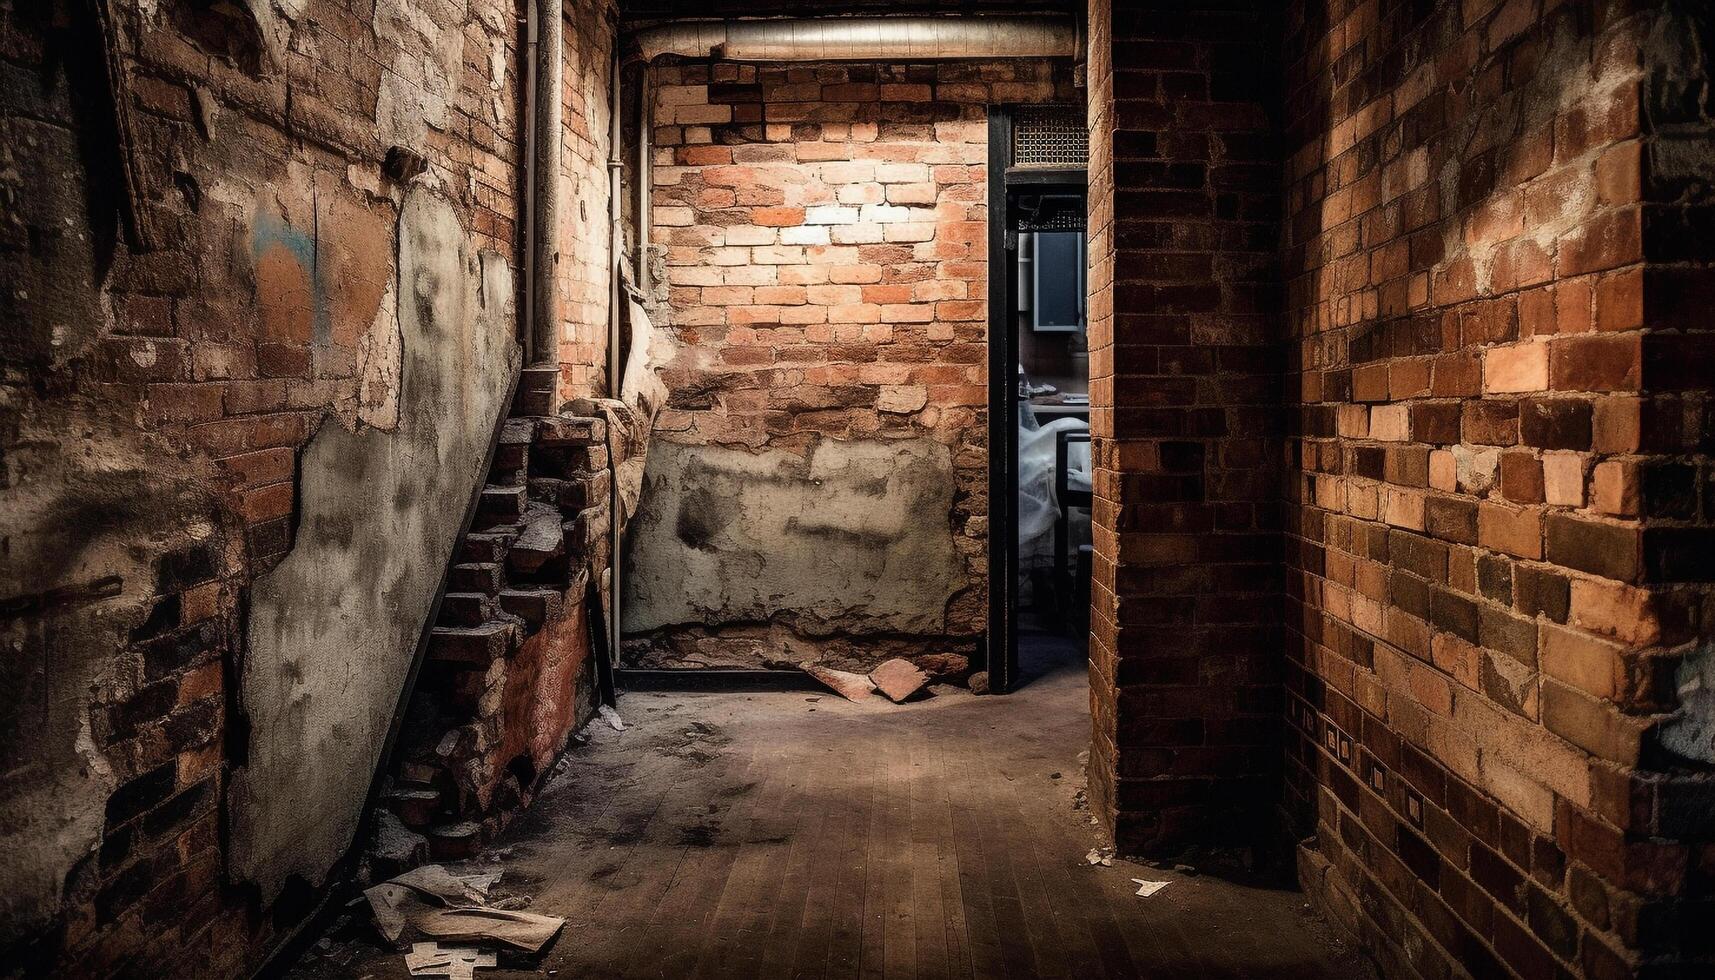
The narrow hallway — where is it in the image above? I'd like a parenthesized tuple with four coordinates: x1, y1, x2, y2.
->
(6, 3, 1712, 978)
(289, 639, 1371, 979)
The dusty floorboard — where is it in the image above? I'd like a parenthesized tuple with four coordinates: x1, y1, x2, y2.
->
(289, 636, 1374, 979)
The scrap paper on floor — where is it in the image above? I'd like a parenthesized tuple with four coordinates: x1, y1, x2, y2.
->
(1131, 878, 1170, 898)
(405, 942, 495, 979)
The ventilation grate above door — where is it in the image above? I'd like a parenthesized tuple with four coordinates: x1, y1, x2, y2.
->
(1011, 104, 1088, 167)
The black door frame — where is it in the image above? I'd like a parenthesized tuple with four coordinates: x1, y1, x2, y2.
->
(985, 104, 1087, 694)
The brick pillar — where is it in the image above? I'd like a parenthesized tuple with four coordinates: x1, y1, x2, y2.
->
(1086, 0, 1283, 855)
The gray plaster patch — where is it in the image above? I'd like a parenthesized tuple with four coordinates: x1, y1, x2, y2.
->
(622, 438, 967, 638)
(229, 188, 518, 902)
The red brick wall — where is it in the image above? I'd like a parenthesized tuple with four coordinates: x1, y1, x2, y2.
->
(556, 0, 619, 399)
(1084, 0, 1285, 854)
(629, 59, 1075, 667)
(1281, 1, 1715, 977)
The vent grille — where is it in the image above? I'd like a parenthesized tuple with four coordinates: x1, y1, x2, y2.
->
(1012, 105, 1087, 167)
(1017, 209, 1083, 232)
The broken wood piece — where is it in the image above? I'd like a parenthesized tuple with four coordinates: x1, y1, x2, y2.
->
(868, 658, 930, 703)
(802, 663, 878, 702)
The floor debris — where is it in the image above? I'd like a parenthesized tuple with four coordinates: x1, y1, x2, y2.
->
(405, 942, 496, 979)
(1131, 879, 1170, 898)
(913, 652, 971, 680)
(802, 663, 879, 702)
(1084, 847, 1114, 866)
(364, 865, 565, 956)
(599, 704, 626, 731)
(868, 658, 930, 703)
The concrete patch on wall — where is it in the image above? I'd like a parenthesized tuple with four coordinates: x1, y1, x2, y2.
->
(229, 188, 518, 902)
(622, 437, 968, 645)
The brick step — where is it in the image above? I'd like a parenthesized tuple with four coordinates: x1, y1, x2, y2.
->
(490, 418, 536, 485)
(499, 588, 562, 630)
(473, 484, 527, 530)
(532, 413, 605, 447)
(385, 785, 442, 828)
(508, 504, 566, 576)
(511, 369, 557, 419)
(528, 471, 610, 511)
(459, 529, 517, 565)
(426, 820, 483, 860)
(437, 591, 495, 627)
(448, 562, 503, 596)
(425, 620, 516, 665)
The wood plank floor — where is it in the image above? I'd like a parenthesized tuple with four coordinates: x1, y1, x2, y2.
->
(290, 636, 1374, 980)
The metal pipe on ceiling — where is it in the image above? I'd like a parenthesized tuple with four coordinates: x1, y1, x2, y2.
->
(628, 14, 1079, 64)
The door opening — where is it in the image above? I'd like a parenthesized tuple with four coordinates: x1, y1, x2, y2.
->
(986, 104, 1089, 694)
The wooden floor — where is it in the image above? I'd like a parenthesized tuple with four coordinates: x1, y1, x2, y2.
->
(291, 635, 1372, 979)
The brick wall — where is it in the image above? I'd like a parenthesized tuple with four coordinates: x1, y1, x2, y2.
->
(0, 1, 612, 974)
(1281, 1, 1715, 977)
(556, 0, 618, 399)
(1084, 0, 1285, 855)
(624, 59, 1075, 669)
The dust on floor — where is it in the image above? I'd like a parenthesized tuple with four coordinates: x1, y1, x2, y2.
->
(288, 637, 1374, 979)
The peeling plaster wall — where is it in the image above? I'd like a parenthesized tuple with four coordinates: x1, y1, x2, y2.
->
(230, 189, 518, 903)
(0, 407, 233, 952)
(0, 0, 549, 973)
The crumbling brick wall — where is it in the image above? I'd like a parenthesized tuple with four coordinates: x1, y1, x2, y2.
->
(0, 0, 616, 975)
(1083, 0, 1285, 853)
(620, 58, 1076, 671)
(1281, 1, 1715, 977)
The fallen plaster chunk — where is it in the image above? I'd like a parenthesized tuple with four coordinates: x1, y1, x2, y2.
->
(968, 671, 990, 695)
(599, 704, 626, 731)
(1131, 878, 1170, 898)
(869, 658, 931, 703)
(1085, 847, 1114, 867)
(406, 942, 496, 979)
(803, 663, 879, 703)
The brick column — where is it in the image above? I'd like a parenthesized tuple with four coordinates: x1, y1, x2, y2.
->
(1086, 0, 1284, 855)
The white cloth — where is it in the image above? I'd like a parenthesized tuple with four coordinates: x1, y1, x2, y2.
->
(1017, 416, 1090, 565)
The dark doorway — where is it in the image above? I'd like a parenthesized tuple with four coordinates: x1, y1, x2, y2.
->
(986, 104, 1089, 694)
